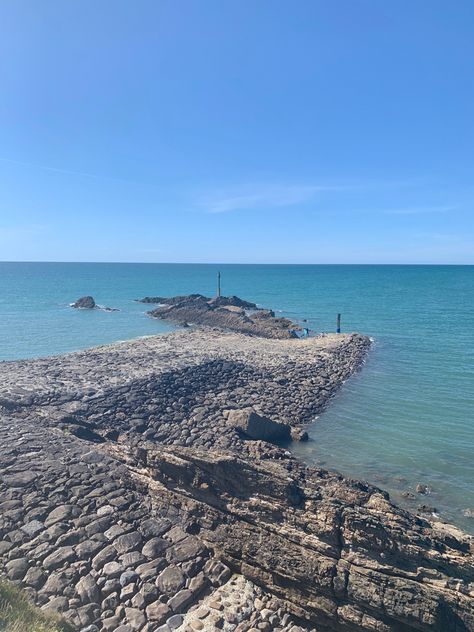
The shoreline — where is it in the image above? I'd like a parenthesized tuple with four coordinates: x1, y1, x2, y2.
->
(1, 325, 473, 631)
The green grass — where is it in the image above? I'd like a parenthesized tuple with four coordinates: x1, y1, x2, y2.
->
(0, 581, 75, 632)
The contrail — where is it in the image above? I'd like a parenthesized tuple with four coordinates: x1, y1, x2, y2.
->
(0, 156, 156, 187)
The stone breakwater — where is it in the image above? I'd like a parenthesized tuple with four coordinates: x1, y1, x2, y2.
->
(0, 330, 369, 453)
(0, 328, 473, 632)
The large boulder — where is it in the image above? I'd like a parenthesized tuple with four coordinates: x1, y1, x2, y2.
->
(72, 296, 96, 309)
(227, 408, 291, 442)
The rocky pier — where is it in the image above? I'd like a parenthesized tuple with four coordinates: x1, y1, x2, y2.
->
(0, 298, 473, 632)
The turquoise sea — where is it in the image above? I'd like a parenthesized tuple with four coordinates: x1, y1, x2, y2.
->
(1, 262, 473, 532)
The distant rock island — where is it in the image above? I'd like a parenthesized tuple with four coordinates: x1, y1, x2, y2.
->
(72, 296, 119, 312)
(137, 294, 301, 338)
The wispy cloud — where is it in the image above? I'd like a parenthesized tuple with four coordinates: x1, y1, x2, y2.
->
(199, 179, 425, 214)
(201, 184, 328, 214)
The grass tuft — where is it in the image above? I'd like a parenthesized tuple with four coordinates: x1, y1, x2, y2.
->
(0, 581, 75, 632)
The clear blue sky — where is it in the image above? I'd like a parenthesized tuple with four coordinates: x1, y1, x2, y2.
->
(1, 0, 473, 263)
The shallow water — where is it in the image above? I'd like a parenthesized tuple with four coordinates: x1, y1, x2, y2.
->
(1, 262, 473, 531)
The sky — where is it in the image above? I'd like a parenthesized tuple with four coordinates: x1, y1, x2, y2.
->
(0, 0, 473, 263)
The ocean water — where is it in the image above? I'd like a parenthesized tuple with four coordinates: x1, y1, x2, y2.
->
(1, 262, 473, 532)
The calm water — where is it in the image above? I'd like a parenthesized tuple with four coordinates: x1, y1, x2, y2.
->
(1, 263, 473, 532)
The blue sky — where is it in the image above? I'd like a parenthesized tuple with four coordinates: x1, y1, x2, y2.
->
(0, 0, 473, 263)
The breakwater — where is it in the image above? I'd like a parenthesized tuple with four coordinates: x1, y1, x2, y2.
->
(0, 326, 473, 632)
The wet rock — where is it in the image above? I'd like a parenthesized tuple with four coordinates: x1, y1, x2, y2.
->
(416, 483, 429, 494)
(290, 428, 309, 442)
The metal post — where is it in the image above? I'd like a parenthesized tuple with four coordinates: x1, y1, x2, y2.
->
(217, 271, 221, 298)
(336, 313, 341, 333)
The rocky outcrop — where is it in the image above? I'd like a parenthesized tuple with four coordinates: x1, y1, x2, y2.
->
(128, 444, 474, 632)
(141, 294, 300, 339)
(227, 408, 291, 442)
(72, 296, 96, 309)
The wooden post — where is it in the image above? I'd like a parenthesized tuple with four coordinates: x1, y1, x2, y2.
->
(217, 271, 221, 298)
(336, 313, 341, 333)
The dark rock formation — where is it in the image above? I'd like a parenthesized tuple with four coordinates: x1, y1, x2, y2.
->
(72, 296, 96, 309)
(142, 294, 299, 339)
(71, 296, 119, 312)
(227, 407, 291, 442)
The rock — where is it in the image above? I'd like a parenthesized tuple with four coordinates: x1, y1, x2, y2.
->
(120, 570, 139, 587)
(44, 504, 76, 527)
(168, 589, 194, 612)
(43, 546, 75, 570)
(76, 574, 100, 604)
(228, 408, 291, 442)
(463, 508, 474, 518)
(167, 613, 184, 629)
(21, 519, 44, 537)
(416, 483, 429, 494)
(146, 601, 171, 623)
(142, 537, 168, 559)
(42, 595, 69, 613)
(6, 557, 29, 580)
(124, 607, 146, 630)
(166, 537, 205, 564)
(73, 296, 96, 309)
(290, 427, 309, 442)
(114, 531, 143, 554)
(103, 561, 124, 578)
(156, 566, 185, 594)
(92, 545, 117, 570)
(24, 566, 46, 589)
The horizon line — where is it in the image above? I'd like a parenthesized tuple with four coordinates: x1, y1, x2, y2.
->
(1, 260, 473, 266)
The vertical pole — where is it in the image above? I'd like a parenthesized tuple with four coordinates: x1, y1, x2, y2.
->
(336, 313, 341, 334)
(217, 271, 221, 298)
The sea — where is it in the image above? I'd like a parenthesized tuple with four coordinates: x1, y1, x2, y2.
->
(1, 262, 473, 532)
